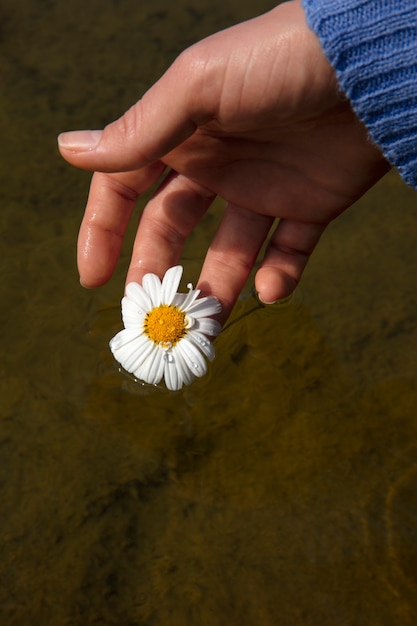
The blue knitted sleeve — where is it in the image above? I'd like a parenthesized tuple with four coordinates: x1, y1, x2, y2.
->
(302, 0, 417, 189)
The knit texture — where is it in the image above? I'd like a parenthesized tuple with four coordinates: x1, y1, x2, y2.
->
(303, 0, 417, 189)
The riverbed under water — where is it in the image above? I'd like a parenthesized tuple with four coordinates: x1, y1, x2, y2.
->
(1, 1, 417, 624)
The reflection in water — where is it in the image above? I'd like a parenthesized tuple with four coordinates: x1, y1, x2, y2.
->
(1, 0, 417, 625)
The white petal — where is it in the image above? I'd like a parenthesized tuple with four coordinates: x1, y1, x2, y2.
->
(110, 330, 154, 373)
(163, 346, 196, 390)
(195, 317, 222, 337)
(164, 356, 181, 391)
(109, 327, 141, 352)
(121, 297, 146, 329)
(176, 338, 208, 378)
(185, 295, 222, 318)
(180, 286, 201, 311)
(125, 282, 152, 312)
(186, 330, 215, 361)
(125, 340, 156, 373)
(172, 292, 186, 308)
(111, 336, 152, 372)
(161, 266, 183, 304)
(173, 348, 195, 386)
(136, 344, 165, 385)
(142, 273, 162, 307)
(132, 343, 159, 383)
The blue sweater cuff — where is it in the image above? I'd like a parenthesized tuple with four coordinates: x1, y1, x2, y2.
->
(302, 0, 417, 189)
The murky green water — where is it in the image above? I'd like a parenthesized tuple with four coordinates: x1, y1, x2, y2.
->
(2, 1, 417, 624)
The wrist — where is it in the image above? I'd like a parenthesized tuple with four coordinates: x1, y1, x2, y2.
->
(302, 0, 417, 189)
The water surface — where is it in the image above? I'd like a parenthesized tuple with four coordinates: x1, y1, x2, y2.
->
(1, 1, 417, 625)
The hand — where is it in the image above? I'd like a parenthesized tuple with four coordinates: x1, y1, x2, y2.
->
(58, 0, 389, 324)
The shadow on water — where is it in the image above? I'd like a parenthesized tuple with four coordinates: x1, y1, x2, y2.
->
(1, 0, 417, 625)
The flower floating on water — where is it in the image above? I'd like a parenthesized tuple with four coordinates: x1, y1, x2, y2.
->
(109, 266, 222, 391)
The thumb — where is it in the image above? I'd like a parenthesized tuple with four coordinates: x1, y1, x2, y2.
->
(57, 56, 204, 172)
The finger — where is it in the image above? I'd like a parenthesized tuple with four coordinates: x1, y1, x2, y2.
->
(125, 171, 216, 286)
(197, 204, 274, 324)
(78, 161, 166, 287)
(255, 218, 327, 303)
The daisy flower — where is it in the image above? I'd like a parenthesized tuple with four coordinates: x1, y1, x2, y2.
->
(109, 265, 222, 391)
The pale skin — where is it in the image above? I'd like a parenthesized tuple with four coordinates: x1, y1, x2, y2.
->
(58, 0, 389, 325)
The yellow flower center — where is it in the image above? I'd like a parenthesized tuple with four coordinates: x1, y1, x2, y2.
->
(144, 304, 187, 347)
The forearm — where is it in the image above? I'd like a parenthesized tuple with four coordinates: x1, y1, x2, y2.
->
(302, 0, 417, 189)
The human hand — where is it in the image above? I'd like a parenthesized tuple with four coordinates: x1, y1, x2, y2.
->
(58, 0, 389, 324)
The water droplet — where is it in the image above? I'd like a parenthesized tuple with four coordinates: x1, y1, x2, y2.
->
(164, 352, 174, 363)
(192, 362, 200, 370)
(195, 335, 209, 348)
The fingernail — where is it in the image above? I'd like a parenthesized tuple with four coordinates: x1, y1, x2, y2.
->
(58, 130, 102, 152)
(258, 295, 277, 305)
